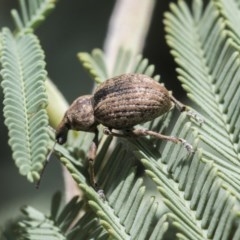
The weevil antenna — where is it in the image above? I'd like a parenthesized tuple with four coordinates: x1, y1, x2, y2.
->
(35, 141, 57, 189)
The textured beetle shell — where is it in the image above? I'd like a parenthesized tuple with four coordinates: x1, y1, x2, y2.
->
(93, 73, 173, 129)
(65, 95, 97, 132)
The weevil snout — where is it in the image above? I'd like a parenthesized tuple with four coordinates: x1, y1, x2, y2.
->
(56, 124, 69, 144)
(55, 115, 70, 144)
(55, 95, 97, 145)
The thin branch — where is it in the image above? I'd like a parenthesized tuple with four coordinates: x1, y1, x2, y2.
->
(104, 0, 156, 73)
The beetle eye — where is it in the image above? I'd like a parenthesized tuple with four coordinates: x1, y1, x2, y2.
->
(57, 136, 63, 144)
(56, 133, 67, 145)
(55, 121, 70, 145)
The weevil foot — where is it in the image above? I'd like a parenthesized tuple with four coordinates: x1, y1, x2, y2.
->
(187, 110, 204, 124)
(94, 182, 106, 201)
(97, 189, 106, 201)
(103, 127, 111, 135)
(179, 138, 194, 153)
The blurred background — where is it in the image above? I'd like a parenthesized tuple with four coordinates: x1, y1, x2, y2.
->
(0, 0, 184, 226)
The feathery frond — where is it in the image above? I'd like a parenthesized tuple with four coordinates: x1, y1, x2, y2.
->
(165, 0, 240, 197)
(8, 192, 107, 240)
(132, 113, 239, 239)
(214, 0, 240, 45)
(77, 49, 109, 83)
(58, 137, 169, 240)
(161, 0, 240, 238)
(78, 47, 160, 82)
(0, 28, 49, 182)
(6, 187, 168, 240)
(11, 0, 57, 33)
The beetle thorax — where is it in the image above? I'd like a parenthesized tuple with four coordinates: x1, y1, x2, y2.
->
(66, 95, 97, 132)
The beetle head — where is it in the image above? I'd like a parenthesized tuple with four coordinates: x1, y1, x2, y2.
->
(55, 95, 97, 145)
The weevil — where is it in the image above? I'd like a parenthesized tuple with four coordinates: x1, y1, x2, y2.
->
(40, 73, 202, 192)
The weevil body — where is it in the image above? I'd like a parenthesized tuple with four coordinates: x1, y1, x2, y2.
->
(93, 74, 173, 129)
(56, 73, 174, 143)
(55, 73, 202, 193)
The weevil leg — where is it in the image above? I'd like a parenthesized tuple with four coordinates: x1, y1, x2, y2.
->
(87, 131, 98, 188)
(170, 96, 204, 124)
(103, 127, 126, 137)
(104, 127, 193, 153)
(87, 130, 105, 200)
(170, 95, 186, 112)
(128, 128, 194, 153)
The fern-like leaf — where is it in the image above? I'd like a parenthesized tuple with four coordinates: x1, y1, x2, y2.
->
(5, 190, 168, 240)
(59, 138, 169, 240)
(78, 47, 160, 82)
(165, 0, 240, 197)
(77, 49, 109, 83)
(5, 192, 107, 240)
(11, 0, 57, 33)
(129, 113, 238, 239)
(0, 28, 49, 182)
(214, 0, 240, 46)
(158, 0, 240, 238)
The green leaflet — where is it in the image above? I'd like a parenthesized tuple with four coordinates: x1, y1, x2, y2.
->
(58, 139, 169, 240)
(5, 190, 169, 240)
(165, 1, 240, 165)
(7, 136, 169, 240)
(131, 114, 238, 240)
(6, 192, 106, 240)
(0, 28, 49, 182)
(77, 47, 160, 82)
(77, 49, 109, 83)
(214, 0, 240, 46)
(11, 0, 57, 33)
(162, 0, 240, 238)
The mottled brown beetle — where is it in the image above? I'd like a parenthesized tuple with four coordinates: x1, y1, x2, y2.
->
(44, 74, 202, 192)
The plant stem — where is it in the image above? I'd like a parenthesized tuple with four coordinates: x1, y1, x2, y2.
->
(104, 0, 156, 73)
